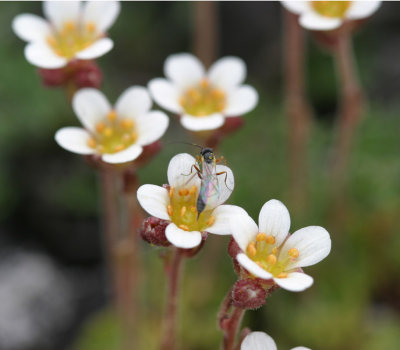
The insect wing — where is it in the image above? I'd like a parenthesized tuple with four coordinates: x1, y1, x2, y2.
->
(199, 160, 220, 208)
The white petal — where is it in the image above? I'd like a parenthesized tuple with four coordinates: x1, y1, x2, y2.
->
(164, 53, 205, 89)
(24, 42, 67, 69)
(207, 205, 247, 235)
(291, 347, 311, 350)
(75, 38, 113, 60)
(83, 1, 120, 33)
(237, 253, 273, 280)
(241, 332, 277, 350)
(300, 12, 342, 31)
(258, 199, 291, 247)
(148, 78, 182, 114)
(101, 144, 143, 164)
(43, 1, 81, 30)
(54, 127, 95, 155)
(281, 1, 310, 15)
(167, 153, 200, 189)
(214, 165, 234, 206)
(137, 184, 170, 220)
(346, 1, 381, 20)
(181, 114, 224, 131)
(165, 223, 202, 249)
(224, 85, 258, 117)
(12, 14, 51, 43)
(72, 88, 111, 133)
(230, 214, 258, 252)
(208, 56, 246, 92)
(115, 86, 152, 119)
(274, 272, 313, 292)
(280, 226, 331, 270)
(135, 111, 169, 146)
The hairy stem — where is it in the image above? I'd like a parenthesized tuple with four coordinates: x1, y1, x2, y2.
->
(193, 1, 219, 67)
(332, 26, 363, 193)
(160, 248, 185, 350)
(284, 10, 312, 209)
(223, 307, 245, 350)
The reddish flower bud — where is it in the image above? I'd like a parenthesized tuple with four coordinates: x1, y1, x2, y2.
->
(232, 278, 267, 310)
(228, 238, 242, 275)
(74, 62, 102, 88)
(139, 216, 171, 247)
(38, 68, 67, 87)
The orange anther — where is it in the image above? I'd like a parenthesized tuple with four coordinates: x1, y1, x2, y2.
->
(96, 122, 105, 133)
(189, 186, 197, 195)
(167, 205, 173, 217)
(200, 78, 209, 88)
(272, 247, 278, 255)
(169, 186, 175, 198)
(87, 138, 97, 148)
(180, 206, 187, 217)
(266, 254, 277, 265)
(178, 188, 189, 196)
(206, 216, 215, 227)
(179, 224, 189, 231)
(246, 242, 257, 257)
(276, 273, 288, 279)
(288, 248, 299, 259)
(86, 21, 96, 32)
(266, 235, 276, 245)
(103, 127, 113, 137)
(107, 110, 117, 121)
(121, 118, 134, 129)
(256, 233, 267, 241)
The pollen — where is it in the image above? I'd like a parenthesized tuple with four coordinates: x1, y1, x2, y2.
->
(266, 254, 277, 265)
(247, 242, 257, 257)
(179, 224, 189, 231)
(167, 205, 173, 217)
(266, 235, 276, 245)
(276, 273, 288, 279)
(85, 111, 138, 155)
(180, 79, 226, 117)
(180, 206, 187, 217)
(256, 233, 267, 241)
(179, 188, 189, 196)
(288, 248, 299, 259)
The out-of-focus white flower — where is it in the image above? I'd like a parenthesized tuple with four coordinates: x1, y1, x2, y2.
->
(55, 87, 169, 164)
(241, 331, 310, 350)
(230, 199, 331, 292)
(148, 53, 258, 131)
(281, 1, 382, 31)
(137, 153, 245, 249)
(12, 1, 120, 68)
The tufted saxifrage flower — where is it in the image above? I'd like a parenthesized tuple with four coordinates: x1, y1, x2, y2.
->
(12, 1, 120, 69)
(241, 331, 310, 350)
(148, 53, 258, 131)
(230, 199, 331, 292)
(137, 153, 246, 249)
(281, 1, 381, 31)
(55, 87, 169, 164)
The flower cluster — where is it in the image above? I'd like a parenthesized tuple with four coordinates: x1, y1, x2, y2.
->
(281, 1, 382, 31)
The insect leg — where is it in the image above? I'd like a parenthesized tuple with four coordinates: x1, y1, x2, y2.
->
(216, 171, 232, 191)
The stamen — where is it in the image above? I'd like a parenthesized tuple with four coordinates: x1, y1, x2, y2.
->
(121, 119, 134, 129)
(180, 206, 187, 217)
(107, 110, 117, 122)
(87, 137, 97, 148)
(247, 242, 257, 257)
(272, 247, 278, 255)
(167, 205, 173, 217)
(178, 189, 189, 196)
(288, 248, 299, 259)
(179, 224, 189, 231)
(86, 21, 96, 32)
(96, 122, 105, 133)
(206, 216, 215, 226)
(189, 186, 197, 195)
(266, 254, 277, 265)
(169, 186, 175, 198)
(103, 127, 113, 137)
(276, 273, 288, 279)
(64, 21, 75, 31)
(114, 144, 125, 152)
(256, 233, 267, 241)
(266, 235, 276, 245)
(199, 78, 209, 88)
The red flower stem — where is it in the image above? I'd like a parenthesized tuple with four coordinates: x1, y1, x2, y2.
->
(223, 306, 245, 350)
(193, 1, 219, 67)
(332, 25, 363, 192)
(160, 247, 185, 350)
(284, 10, 312, 208)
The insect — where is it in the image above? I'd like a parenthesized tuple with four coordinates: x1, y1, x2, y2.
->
(186, 146, 231, 218)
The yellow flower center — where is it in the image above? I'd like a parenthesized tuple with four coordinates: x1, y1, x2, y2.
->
(167, 185, 215, 232)
(246, 233, 299, 278)
(87, 110, 137, 154)
(311, 1, 351, 18)
(46, 21, 99, 59)
(179, 78, 226, 117)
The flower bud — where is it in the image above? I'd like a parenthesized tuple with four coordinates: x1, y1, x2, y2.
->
(38, 68, 67, 86)
(74, 62, 102, 88)
(232, 278, 267, 310)
(228, 238, 241, 275)
(139, 216, 170, 247)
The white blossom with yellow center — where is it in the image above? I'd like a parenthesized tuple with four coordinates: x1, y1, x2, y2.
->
(137, 153, 245, 249)
(12, 1, 120, 69)
(148, 53, 259, 131)
(241, 331, 310, 350)
(281, 1, 382, 31)
(231, 200, 331, 292)
(55, 87, 169, 164)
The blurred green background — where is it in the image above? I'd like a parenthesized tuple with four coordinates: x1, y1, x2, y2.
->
(0, 1, 399, 350)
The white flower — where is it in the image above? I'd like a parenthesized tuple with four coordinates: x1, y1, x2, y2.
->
(137, 153, 245, 249)
(241, 331, 310, 350)
(55, 87, 169, 164)
(12, 1, 120, 69)
(148, 53, 259, 131)
(281, 1, 382, 31)
(230, 199, 331, 292)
